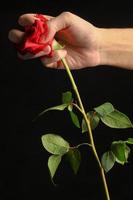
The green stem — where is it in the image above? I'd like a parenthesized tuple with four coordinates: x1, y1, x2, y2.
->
(76, 143, 92, 148)
(61, 58, 110, 200)
(70, 142, 92, 149)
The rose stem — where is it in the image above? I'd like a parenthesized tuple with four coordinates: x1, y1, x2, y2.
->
(61, 57, 110, 200)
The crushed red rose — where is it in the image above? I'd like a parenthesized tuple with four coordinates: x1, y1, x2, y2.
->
(15, 14, 53, 57)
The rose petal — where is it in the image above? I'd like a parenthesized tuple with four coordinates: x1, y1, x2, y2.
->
(16, 14, 53, 57)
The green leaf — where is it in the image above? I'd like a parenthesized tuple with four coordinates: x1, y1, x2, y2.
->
(82, 111, 100, 133)
(37, 104, 68, 119)
(41, 134, 70, 155)
(62, 91, 73, 104)
(94, 102, 115, 117)
(101, 109, 133, 129)
(125, 145, 130, 161)
(68, 104, 73, 111)
(66, 149, 81, 174)
(69, 111, 80, 128)
(111, 141, 130, 165)
(126, 138, 133, 145)
(48, 155, 62, 179)
(101, 151, 116, 172)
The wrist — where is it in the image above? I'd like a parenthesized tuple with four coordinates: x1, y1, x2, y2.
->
(97, 28, 133, 69)
(97, 28, 114, 66)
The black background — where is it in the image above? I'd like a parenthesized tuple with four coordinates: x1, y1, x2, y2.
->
(1, 1, 133, 200)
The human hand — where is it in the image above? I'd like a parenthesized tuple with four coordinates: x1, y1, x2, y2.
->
(8, 12, 101, 69)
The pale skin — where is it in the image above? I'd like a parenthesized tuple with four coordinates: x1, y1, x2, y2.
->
(8, 12, 133, 70)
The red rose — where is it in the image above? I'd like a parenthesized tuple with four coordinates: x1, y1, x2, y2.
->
(16, 14, 53, 57)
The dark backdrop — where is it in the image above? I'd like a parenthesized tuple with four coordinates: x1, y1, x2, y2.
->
(1, 1, 133, 200)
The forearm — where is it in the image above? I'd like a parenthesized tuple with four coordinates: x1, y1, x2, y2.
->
(98, 28, 133, 70)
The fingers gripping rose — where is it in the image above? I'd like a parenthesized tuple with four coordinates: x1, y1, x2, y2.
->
(16, 14, 53, 57)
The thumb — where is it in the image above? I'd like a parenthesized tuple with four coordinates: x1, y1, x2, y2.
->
(45, 12, 72, 42)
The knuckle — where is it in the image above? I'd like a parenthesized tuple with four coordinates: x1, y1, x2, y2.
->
(8, 29, 14, 40)
(18, 14, 35, 25)
(61, 11, 73, 19)
(18, 15, 25, 24)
